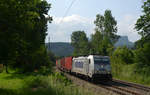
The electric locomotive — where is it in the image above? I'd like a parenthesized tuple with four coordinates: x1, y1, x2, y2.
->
(72, 55, 112, 81)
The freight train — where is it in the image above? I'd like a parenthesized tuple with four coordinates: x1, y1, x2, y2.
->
(56, 55, 112, 81)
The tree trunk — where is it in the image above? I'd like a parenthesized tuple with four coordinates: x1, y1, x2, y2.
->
(6, 63, 8, 73)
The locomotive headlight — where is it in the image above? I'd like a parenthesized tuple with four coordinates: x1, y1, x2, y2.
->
(94, 70, 98, 73)
(107, 71, 111, 74)
(100, 65, 104, 68)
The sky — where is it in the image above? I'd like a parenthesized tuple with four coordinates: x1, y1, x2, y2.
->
(46, 0, 143, 42)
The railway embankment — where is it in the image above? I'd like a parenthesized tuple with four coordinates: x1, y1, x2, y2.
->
(57, 68, 150, 95)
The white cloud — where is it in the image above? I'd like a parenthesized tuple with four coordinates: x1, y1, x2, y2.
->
(117, 14, 141, 42)
(46, 14, 141, 43)
(45, 15, 94, 42)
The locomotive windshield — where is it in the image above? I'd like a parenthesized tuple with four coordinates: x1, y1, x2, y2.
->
(94, 58, 110, 64)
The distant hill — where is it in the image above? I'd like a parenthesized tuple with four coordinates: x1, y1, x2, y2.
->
(46, 36, 134, 57)
(46, 42, 74, 57)
(114, 36, 134, 48)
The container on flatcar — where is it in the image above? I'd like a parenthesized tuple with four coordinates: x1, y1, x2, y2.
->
(64, 57, 72, 72)
(60, 58, 65, 70)
(56, 60, 58, 66)
(56, 59, 61, 69)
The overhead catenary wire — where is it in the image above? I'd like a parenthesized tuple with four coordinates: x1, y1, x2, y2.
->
(59, 0, 77, 24)
(48, 0, 77, 43)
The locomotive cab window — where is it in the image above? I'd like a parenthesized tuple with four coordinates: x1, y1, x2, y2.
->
(89, 59, 91, 64)
(94, 58, 110, 65)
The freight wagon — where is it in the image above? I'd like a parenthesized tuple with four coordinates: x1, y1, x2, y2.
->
(64, 57, 72, 72)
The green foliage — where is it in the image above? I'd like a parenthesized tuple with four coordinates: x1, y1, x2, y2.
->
(94, 10, 119, 44)
(111, 63, 150, 86)
(53, 72, 72, 85)
(47, 51, 56, 64)
(90, 31, 103, 54)
(0, 72, 93, 95)
(134, 0, 150, 76)
(91, 10, 119, 56)
(112, 47, 134, 64)
(71, 31, 89, 56)
(0, 0, 52, 72)
(135, 0, 150, 39)
(90, 33, 114, 56)
(70, 10, 119, 56)
(9, 45, 52, 73)
(37, 66, 51, 75)
(99, 37, 113, 55)
(111, 0, 150, 86)
(134, 42, 150, 75)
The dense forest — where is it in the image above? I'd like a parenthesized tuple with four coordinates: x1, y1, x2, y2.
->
(0, 0, 54, 73)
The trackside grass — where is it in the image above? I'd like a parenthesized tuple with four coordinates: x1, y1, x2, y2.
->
(111, 62, 150, 86)
(0, 72, 93, 95)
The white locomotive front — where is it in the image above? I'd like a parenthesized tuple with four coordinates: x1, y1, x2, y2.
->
(88, 55, 112, 81)
(72, 55, 112, 81)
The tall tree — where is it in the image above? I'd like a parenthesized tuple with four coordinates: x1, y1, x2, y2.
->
(92, 10, 119, 55)
(71, 31, 89, 56)
(134, 0, 150, 75)
(135, 0, 150, 41)
(0, 0, 52, 72)
(90, 31, 103, 54)
(94, 10, 118, 44)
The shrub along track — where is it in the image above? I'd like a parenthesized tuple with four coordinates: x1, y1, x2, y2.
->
(56, 69, 150, 95)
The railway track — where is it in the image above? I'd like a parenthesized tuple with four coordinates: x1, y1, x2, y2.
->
(58, 70, 150, 95)
(99, 79, 150, 95)
(98, 83, 141, 95)
(98, 81, 143, 95)
(113, 79, 150, 92)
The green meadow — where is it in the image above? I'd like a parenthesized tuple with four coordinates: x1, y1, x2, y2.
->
(0, 71, 92, 95)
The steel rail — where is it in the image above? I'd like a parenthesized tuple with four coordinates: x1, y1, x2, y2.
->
(113, 79, 150, 92)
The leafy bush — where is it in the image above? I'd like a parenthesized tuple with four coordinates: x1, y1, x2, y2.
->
(47, 51, 56, 66)
(13, 45, 53, 73)
(38, 66, 52, 75)
(112, 46, 134, 64)
(25, 76, 49, 89)
(134, 42, 150, 75)
(53, 72, 72, 86)
(111, 63, 150, 86)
